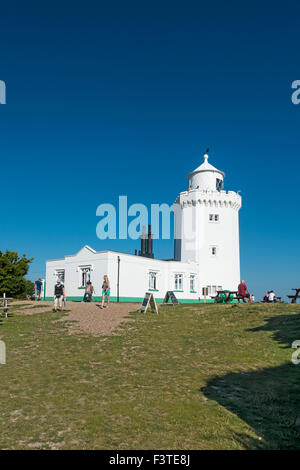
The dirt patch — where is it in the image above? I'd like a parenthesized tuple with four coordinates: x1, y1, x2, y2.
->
(11, 300, 139, 336)
(10, 300, 52, 315)
(60, 302, 138, 336)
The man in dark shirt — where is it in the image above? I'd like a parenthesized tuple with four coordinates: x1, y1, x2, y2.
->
(35, 278, 43, 301)
(238, 280, 250, 303)
(53, 280, 65, 312)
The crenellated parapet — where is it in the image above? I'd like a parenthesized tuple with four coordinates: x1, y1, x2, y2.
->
(175, 189, 242, 211)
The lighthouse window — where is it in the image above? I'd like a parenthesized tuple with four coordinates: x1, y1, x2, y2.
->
(209, 214, 220, 223)
(174, 273, 183, 291)
(210, 246, 217, 256)
(216, 178, 223, 191)
(149, 271, 157, 290)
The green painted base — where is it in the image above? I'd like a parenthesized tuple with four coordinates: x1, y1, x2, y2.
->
(44, 296, 219, 304)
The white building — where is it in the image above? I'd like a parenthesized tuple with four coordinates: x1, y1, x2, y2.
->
(45, 153, 242, 303)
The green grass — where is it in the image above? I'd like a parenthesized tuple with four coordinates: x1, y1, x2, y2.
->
(0, 302, 300, 449)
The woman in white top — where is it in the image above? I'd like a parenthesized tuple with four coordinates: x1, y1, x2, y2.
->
(268, 291, 275, 302)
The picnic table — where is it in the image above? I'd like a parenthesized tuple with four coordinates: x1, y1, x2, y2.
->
(287, 288, 300, 304)
(213, 290, 238, 303)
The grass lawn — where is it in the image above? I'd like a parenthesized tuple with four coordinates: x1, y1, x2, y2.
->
(0, 302, 300, 449)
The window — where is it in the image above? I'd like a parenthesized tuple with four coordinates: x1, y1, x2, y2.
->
(216, 178, 223, 191)
(55, 270, 65, 283)
(149, 271, 157, 290)
(209, 214, 219, 222)
(79, 267, 91, 287)
(174, 273, 183, 291)
(190, 275, 196, 292)
(206, 285, 220, 297)
(210, 246, 217, 256)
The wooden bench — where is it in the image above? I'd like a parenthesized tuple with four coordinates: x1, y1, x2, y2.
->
(287, 288, 300, 304)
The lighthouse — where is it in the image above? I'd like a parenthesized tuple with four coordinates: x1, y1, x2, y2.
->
(174, 152, 242, 291)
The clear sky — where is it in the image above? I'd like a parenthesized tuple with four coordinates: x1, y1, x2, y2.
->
(0, 0, 299, 300)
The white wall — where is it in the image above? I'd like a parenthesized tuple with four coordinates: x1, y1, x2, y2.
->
(106, 253, 199, 301)
(46, 247, 200, 302)
(46, 246, 108, 298)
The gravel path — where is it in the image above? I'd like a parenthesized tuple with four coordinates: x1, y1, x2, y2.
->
(11, 300, 139, 336)
(60, 301, 139, 336)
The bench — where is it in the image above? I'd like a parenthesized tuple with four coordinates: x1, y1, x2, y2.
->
(287, 288, 300, 304)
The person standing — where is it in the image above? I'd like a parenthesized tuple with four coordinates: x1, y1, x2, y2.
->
(53, 280, 65, 312)
(82, 281, 96, 302)
(83, 281, 92, 302)
(100, 275, 110, 309)
(35, 278, 43, 301)
(90, 282, 96, 301)
(238, 280, 250, 303)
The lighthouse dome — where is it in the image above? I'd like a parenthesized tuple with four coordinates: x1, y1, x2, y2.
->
(187, 153, 225, 191)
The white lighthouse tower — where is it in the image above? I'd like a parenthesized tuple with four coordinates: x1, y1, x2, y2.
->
(174, 151, 242, 293)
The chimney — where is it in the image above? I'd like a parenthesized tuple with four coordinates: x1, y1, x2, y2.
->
(140, 225, 147, 256)
(138, 225, 154, 259)
(147, 224, 154, 259)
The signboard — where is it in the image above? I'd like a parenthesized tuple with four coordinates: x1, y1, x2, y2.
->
(163, 291, 178, 305)
(202, 287, 208, 304)
(139, 292, 158, 314)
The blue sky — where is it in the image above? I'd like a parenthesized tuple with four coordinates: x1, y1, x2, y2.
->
(0, 0, 299, 299)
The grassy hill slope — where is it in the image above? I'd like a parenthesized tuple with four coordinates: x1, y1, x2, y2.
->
(0, 302, 300, 449)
